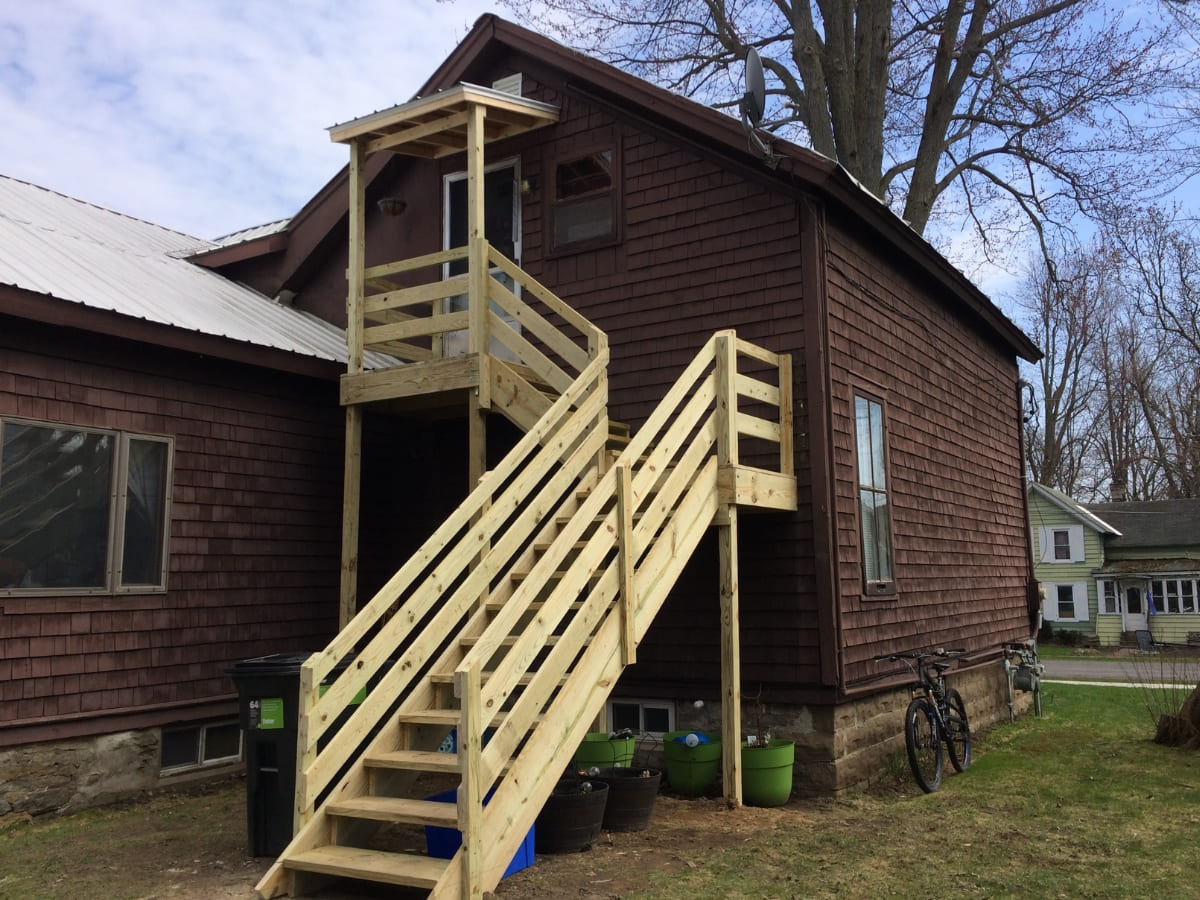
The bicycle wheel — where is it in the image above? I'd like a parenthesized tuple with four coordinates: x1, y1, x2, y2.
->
(944, 688, 971, 772)
(904, 697, 943, 792)
(1033, 682, 1043, 717)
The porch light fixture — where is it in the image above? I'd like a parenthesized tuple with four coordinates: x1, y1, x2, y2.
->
(376, 196, 407, 216)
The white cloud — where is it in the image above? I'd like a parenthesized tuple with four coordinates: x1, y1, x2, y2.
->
(0, 0, 505, 238)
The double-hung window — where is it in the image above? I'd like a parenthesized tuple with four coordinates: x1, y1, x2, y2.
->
(0, 419, 172, 593)
(854, 393, 894, 593)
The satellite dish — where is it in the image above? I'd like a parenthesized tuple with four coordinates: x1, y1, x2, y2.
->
(742, 47, 765, 128)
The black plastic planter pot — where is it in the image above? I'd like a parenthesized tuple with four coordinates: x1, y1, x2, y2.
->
(535, 779, 609, 853)
(589, 768, 661, 832)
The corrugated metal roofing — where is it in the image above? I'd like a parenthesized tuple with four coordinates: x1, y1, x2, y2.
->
(0, 175, 364, 367)
(209, 218, 290, 248)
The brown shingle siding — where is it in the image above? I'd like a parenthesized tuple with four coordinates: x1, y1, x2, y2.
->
(0, 316, 343, 747)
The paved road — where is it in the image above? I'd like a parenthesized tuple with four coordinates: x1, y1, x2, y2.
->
(1042, 658, 1197, 684)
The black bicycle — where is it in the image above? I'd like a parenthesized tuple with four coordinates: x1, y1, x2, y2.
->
(872, 648, 971, 793)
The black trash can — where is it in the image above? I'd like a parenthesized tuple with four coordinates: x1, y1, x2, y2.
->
(228, 652, 364, 857)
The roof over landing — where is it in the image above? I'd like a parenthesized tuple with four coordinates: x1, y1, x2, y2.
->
(0, 175, 364, 372)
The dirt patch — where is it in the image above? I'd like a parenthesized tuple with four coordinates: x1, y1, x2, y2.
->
(494, 795, 803, 899)
(0, 777, 836, 900)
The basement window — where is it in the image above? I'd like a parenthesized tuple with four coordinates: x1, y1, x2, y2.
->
(550, 148, 619, 252)
(161, 720, 242, 774)
(607, 699, 674, 737)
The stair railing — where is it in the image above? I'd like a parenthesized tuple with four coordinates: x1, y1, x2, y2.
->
(450, 330, 794, 894)
(293, 250, 608, 828)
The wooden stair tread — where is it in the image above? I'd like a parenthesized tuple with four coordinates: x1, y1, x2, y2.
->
(460, 634, 561, 648)
(325, 795, 458, 826)
(428, 670, 567, 687)
(364, 749, 460, 773)
(485, 598, 585, 612)
(395, 708, 461, 725)
(284, 845, 449, 889)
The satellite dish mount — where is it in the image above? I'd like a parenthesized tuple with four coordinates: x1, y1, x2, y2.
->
(740, 47, 777, 167)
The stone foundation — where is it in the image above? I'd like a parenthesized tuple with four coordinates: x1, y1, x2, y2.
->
(0, 729, 242, 828)
(667, 661, 1030, 795)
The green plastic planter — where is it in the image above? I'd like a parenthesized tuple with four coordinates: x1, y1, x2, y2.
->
(662, 731, 722, 795)
(574, 732, 635, 770)
(740, 739, 795, 807)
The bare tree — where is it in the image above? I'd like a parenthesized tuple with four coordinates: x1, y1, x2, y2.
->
(1091, 309, 1163, 500)
(1017, 240, 1112, 494)
(495, 0, 1200, 243)
(1106, 205, 1200, 497)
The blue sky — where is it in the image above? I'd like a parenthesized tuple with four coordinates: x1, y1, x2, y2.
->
(0, 0, 506, 239)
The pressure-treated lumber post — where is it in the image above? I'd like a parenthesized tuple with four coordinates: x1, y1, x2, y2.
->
(293, 660, 319, 830)
(715, 331, 738, 467)
(720, 504, 742, 806)
(616, 464, 636, 666)
(340, 405, 363, 629)
(466, 101, 490, 410)
(456, 664, 484, 900)
(339, 138, 367, 630)
(466, 102, 489, 488)
(777, 353, 794, 476)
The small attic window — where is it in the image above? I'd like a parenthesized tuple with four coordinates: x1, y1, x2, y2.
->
(550, 148, 619, 252)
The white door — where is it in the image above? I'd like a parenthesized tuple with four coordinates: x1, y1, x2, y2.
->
(442, 160, 520, 360)
(1124, 584, 1148, 631)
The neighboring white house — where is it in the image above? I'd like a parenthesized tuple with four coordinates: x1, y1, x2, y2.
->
(1028, 483, 1200, 645)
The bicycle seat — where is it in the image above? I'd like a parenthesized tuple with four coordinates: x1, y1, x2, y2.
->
(931, 661, 951, 673)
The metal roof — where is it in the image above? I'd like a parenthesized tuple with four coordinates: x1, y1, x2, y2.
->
(0, 175, 368, 368)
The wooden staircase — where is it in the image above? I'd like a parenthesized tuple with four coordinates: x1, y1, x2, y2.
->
(256, 318, 794, 898)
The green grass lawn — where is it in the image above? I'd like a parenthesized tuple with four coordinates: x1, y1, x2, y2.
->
(2, 684, 1196, 900)
(631, 683, 1200, 899)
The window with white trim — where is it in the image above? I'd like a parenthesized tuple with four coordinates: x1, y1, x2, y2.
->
(1036, 525, 1084, 564)
(0, 419, 172, 594)
(1149, 578, 1200, 615)
(1099, 580, 1119, 615)
(1042, 582, 1088, 621)
(607, 698, 674, 738)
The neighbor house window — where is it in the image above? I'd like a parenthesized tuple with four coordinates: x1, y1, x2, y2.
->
(854, 394, 893, 593)
(0, 419, 172, 594)
(1099, 580, 1119, 615)
(551, 148, 618, 251)
(1053, 530, 1071, 560)
(607, 699, 674, 738)
(161, 720, 242, 774)
(1056, 584, 1075, 619)
(1036, 526, 1083, 564)
(1043, 582, 1087, 622)
(1149, 579, 1200, 615)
